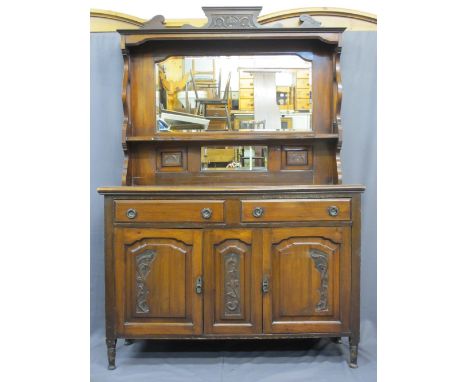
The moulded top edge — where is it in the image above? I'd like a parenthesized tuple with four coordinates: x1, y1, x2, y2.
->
(117, 27, 346, 35)
(97, 184, 365, 195)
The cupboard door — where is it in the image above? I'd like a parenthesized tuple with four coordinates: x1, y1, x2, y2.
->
(263, 227, 351, 334)
(204, 229, 263, 334)
(114, 228, 203, 336)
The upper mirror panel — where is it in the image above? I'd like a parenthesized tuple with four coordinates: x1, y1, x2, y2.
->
(155, 55, 312, 132)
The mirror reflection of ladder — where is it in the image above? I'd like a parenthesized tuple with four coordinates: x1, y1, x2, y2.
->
(190, 70, 232, 130)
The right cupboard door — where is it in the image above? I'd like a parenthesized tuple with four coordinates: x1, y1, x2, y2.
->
(263, 227, 351, 334)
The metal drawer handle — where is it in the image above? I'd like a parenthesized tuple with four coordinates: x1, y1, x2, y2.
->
(126, 208, 137, 219)
(201, 208, 213, 220)
(252, 207, 264, 218)
(328, 206, 339, 217)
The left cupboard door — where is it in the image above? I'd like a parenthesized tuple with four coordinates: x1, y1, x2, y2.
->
(113, 228, 203, 336)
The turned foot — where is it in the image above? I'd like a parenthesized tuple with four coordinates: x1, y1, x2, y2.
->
(331, 337, 342, 344)
(124, 339, 134, 346)
(106, 338, 117, 370)
(348, 337, 359, 368)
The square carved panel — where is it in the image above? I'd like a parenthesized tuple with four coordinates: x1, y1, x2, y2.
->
(161, 151, 182, 167)
(286, 150, 308, 166)
(156, 147, 187, 172)
(281, 146, 313, 170)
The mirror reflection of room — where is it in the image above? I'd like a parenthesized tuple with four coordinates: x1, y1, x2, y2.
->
(156, 55, 312, 132)
(201, 146, 268, 171)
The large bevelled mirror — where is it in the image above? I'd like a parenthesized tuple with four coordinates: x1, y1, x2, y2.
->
(155, 55, 312, 133)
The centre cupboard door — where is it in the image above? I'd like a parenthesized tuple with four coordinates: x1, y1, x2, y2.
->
(203, 229, 263, 334)
(263, 227, 351, 334)
(113, 228, 203, 336)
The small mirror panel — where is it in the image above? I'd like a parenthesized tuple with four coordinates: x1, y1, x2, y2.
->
(201, 146, 268, 171)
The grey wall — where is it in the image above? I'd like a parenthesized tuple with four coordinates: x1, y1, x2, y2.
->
(90, 33, 124, 333)
(90, 31, 377, 334)
(341, 32, 377, 326)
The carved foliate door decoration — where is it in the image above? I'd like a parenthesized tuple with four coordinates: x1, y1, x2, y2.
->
(204, 230, 262, 334)
(135, 249, 156, 313)
(264, 227, 351, 334)
(310, 250, 329, 312)
(224, 252, 241, 316)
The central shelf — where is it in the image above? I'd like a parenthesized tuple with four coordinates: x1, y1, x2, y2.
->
(126, 132, 339, 142)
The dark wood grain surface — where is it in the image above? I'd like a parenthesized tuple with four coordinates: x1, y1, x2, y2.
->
(99, 17, 364, 370)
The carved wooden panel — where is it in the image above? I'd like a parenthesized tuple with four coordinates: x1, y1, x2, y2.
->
(264, 227, 349, 334)
(281, 146, 313, 170)
(286, 150, 308, 166)
(223, 252, 241, 316)
(310, 250, 329, 312)
(156, 147, 187, 172)
(135, 249, 156, 313)
(204, 229, 262, 334)
(161, 151, 182, 167)
(114, 228, 203, 336)
(201, 7, 262, 29)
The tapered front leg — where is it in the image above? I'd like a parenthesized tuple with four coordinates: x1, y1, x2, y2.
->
(348, 336, 359, 368)
(106, 338, 117, 370)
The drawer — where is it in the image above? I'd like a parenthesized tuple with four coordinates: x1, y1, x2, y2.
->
(239, 89, 254, 98)
(205, 108, 227, 117)
(114, 200, 225, 223)
(239, 99, 254, 110)
(239, 71, 254, 79)
(296, 89, 311, 99)
(241, 199, 351, 222)
(296, 78, 310, 88)
(296, 70, 310, 79)
(296, 99, 311, 110)
(239, 78, 254, 88)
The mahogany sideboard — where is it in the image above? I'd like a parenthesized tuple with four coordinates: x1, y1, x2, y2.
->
(97, 6, 365, 370)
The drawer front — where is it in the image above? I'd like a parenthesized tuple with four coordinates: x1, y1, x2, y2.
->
(115, 200, 225, 223)
(296, 70, 310, 79)
(296, 89, 311, 99)
(239, 78, 254, 88)
(239, 99, 254, 110)
(239, 89, 254, 98)
(296, 78, 310, 88)
(296, 99, 311, 110)
(205, 108, 227, 117)
(241, 199, 351, 222)
(239, 71, 254, 79)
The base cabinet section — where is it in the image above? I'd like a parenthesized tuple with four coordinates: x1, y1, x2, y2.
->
(103, 192, 362, 369)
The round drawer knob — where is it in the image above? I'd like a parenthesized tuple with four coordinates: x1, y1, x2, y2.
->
(201, 208, 213, 220)
(328, 206, 339, 217)
(126, 208, 137, 219)
(252, 207, 264, 218)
